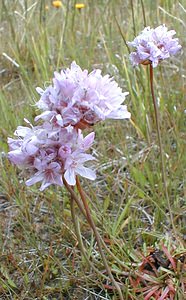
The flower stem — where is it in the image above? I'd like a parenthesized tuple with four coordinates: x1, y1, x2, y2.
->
(64, 177, 130, 271)
(63, 176, 86, 217)
(76, 187, 131, 271)
(76, 176, 124, 300)
(69, 196, 110, 281)
(149, 64, 175, 233)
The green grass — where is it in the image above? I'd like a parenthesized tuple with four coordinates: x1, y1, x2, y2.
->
(0, 0, 185, 299)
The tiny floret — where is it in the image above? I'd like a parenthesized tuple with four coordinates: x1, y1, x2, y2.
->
(128, 25, 182, 68)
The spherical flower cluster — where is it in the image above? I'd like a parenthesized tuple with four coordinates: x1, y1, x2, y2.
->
(8, 62, 130, 190)
(128, 25, 182, 68)
(35, 61, 130, 129)
(8, 121, 96, 190)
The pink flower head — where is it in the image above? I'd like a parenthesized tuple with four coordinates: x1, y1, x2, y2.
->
(8, 121, 96, 190)
(35, 61, 130, 129)
(128, 25, 182, 68)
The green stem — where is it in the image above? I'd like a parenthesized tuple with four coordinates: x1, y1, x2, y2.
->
(149, 64, 175, 233)
(130, 0, 136, 36)
(76, 177, 124, 300)
(140, 0, 146, 27)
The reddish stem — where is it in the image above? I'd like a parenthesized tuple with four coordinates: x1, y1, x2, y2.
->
(76, 176, 124, 300)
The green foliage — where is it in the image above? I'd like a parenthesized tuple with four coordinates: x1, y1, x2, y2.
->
(0, 0, 185, 298)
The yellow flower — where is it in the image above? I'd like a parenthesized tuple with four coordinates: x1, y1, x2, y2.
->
(45, 5, 49, 10)
(75, 3, 85, 9)
(52, 1, 62, 8)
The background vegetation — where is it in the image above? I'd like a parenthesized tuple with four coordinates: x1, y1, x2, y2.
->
(0, 0, 185, 299)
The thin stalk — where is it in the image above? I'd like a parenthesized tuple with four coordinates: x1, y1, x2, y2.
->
(140, 0, 146, 27)
(64, 177, 130, 271)
(114, 16, 130, 54)
(70, 197, 109, 281)
(63, 177, 86, 217)
(130, 0, 136, 36)
(149, 64, 175, 233)
(76, 177, 124, 300)
(64, 178, 125, 295)
(76, 187, 131, 271)
(101, 237, 130, 271)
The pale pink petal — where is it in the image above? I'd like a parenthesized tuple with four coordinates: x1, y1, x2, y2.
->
(26, 172, 44, 186)
(64, 168, 76, 186)
(76, 166, 96, 181)
(106, 106, 131, 119)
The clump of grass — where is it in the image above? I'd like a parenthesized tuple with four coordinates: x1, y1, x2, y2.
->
(0, 0, 185, 298)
